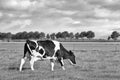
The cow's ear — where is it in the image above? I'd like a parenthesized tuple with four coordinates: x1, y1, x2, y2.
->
(69, 50, 72, 53)
(69, 50, 73, 55)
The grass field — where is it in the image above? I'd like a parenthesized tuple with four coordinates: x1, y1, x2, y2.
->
(0, 42, 120, 80)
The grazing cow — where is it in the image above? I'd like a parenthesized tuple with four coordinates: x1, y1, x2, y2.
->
(19, 40, 76, 71)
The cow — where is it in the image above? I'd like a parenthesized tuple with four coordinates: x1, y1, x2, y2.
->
(19, 39, 76, 71)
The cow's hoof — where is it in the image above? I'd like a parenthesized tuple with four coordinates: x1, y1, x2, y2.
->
(31, 69, 34, 71)
(19, 68, 22, 72)
(51, 69, 54, 71)
(62, 66, 65, 70)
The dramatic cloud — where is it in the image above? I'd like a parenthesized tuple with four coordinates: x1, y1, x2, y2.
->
(0, 0, 120, 38)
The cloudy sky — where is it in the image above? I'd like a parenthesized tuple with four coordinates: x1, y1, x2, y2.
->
(0, 0, 120, 38)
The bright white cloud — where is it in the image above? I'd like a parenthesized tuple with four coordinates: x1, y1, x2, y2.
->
(7, 13, 15, 17)
(72, 21, 81, 24)
(0, 0, 37, 10)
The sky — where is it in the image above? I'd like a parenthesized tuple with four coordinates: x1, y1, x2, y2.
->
(0, 0, 120, 38)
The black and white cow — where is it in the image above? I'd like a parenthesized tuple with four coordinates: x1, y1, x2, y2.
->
(19, 39, 76, 71)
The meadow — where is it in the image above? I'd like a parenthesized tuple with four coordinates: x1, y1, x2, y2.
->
(0, 42, 120, 80)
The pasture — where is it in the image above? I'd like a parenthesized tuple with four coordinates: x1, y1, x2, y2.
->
(0, 42, 120, 80)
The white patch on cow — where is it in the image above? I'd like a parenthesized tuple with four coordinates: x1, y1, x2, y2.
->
(30, 56, 42, 71)
(52, 40, 60, 58)
(32, 50, 42, 57)
(38, 46, 45, 57)
(31, 46, 45, 58)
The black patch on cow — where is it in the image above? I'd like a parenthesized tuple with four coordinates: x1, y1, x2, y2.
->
(37, 40, 55, 57)
(26, 39, 37, 50)
(23, 43, 33, 58)
(39, 49, 44, 55)
(23, 40, 37, 58)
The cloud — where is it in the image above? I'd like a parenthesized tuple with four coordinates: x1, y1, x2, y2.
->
(0, 19, 32, 32)
(19, 14, 31, 18)
(31, 17, 79, 33)
(49, 8, 77, 16)
(0, 0, 37, 10)
(86, 0, 120, 11)
(20, 19, 32, 29)
(58, 0, 93, 11)
(94, 8, 120, 19)
(0, 12, 3, 18)
(6, 13, 15, 17)
(0, 0, 120, 38)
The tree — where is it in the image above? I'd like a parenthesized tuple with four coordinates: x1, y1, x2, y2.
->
(50, 33, 56, 40)
(6, 32, 12, 42)
(33, 31, 40, 39)
(111, 31, 120, 40)
(69, 32, 74, 39)
(28, 31, 34, 39)
(61, 31, 69, 39)
(39, 32, 45, 39)
(0, 32, 12, 41)
(46, 34, 50, 39)
(79, 31, 87, 39)
(21, 31, 28, 39)
(86, 31, 95, 39)
(56, 32, 62, 39)
(75, 32, 79, 39)
(107, 36, 111, 40)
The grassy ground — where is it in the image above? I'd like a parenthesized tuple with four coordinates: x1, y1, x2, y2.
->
(0, 42, 120, 80)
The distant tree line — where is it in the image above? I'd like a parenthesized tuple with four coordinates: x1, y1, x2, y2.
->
(0, 31, 95, 40)
(1, 31, 119, 41)
(108, 31, 120, 40)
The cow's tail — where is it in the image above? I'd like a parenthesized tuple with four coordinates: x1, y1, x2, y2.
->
(23, 40, 33, 58)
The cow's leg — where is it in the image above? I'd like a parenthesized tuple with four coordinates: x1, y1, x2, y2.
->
(19, 43, 31, 71)
(58, 58, 65, 70)
(50, 59, 55, 71)
(19, 57, 27, 71)
(30, 56, 35, 71)
(68, 59, 74, 65)
(19, 43, 28, 71)
(30, 56, 40, 71)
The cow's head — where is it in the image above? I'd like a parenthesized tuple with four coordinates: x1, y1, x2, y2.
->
(68, 50, 76, 64)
